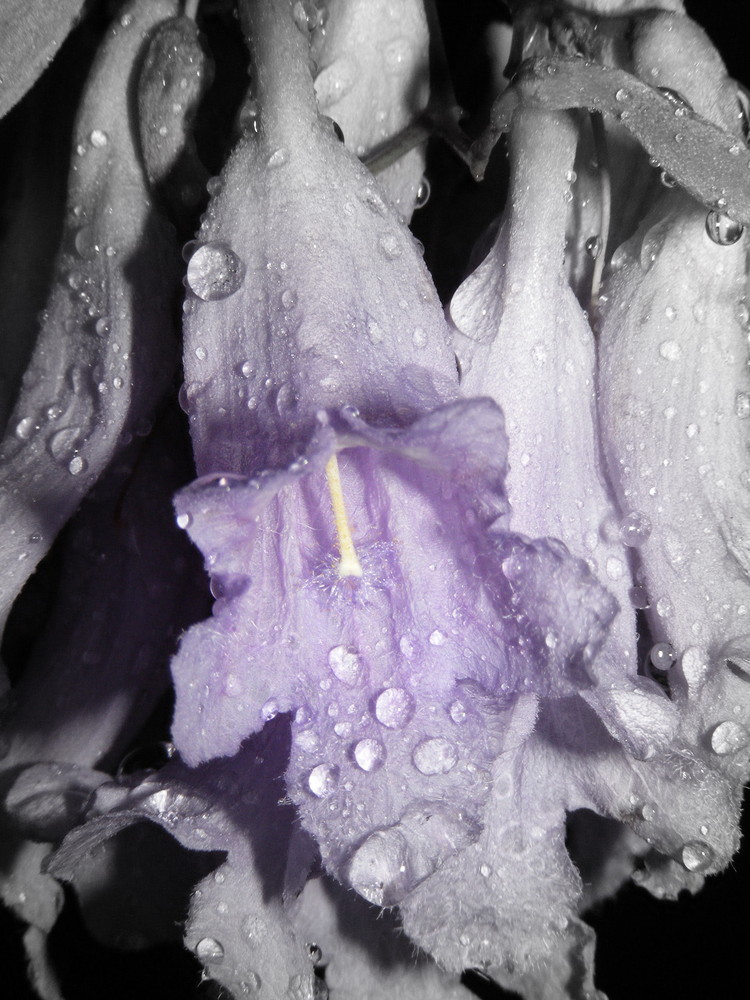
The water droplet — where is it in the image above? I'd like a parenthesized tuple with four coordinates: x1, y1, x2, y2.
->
(429, 629, 446, 646)
(706, 211, 744, 246)
(619, 511, 652, 546)
(261, 698, 280, 722)
(412, 737, 458, 775)
(374, 687, 414, 729)
(176, 512, 192, 530)
(267, 148, 288, 168)
(348, 828, 410, 905)
(735, 392, 750, 418)
(658, 87, 692, 113)
(649, 642, 676, 671)
(112, 376, 124, 389)
(449, 699, 468, 724)
(710, 720, 749, 755)
(660, 170, 677, 189)
(240, 971, 262, 994)
(378, 234, 402, 259)
(95, 317, 111, 336)
(615, 88, 630, 102)
(367, 318, 384, 344)
(629, 585, 650, 609)
(293, 0, 320, 32)
(74, 226, 100, 259)
(328, 646, 363, 686)
(415, 177, 431, 209)
(15, 417, 36, 440)
(353, 738, 386, 772)
(680, 840, 714, 873)
(585, 235, 602, 259)
(240, 360, 253, 378)
(664, 305, 677, 321)
(186, 242, 246, 301)
(308, 762, 339, 798)
(412, 326, 427, 348)
(195, 937, 225, 964)
(659, 340, 681, 360)
(194, 345, 207, 361)
(89, 129, 109, 148)
(68, 455, 87, 475)
(281, 289, 297, 310)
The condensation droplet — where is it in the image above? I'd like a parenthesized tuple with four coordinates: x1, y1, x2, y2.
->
(68, 455, 87, 475)
(449, 699, 468, 724)
(176, 512, 192, 530)
(186, 242, 246, 301)
(710, 719, 749, 755)
(261, 698, 280, 722)
(415, 177, 431, 209)
(680, 840, 714, 873)
(89, 128, 109, 148)
(659, 340, 681, 361)
(327, 646, 363, 686)
(194, 937, 225, 964)
(649, 641, 676, 671)
(374, 687, 414, 729)
(353, 738, 386, 772)
(585, 235, 602, 259)
(735, 392, 750, 418)
(267, 148, 288, 168)
(429, 629, 446, 646)
(619, 511, 652, 547)
(412, 737, 458, 775)
(706, 211, 744, 246)
(308, 762, 339, 798)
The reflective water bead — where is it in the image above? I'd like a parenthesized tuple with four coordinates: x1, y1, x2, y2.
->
(261, 698, 280, 722)
(374, 687, 414, 729)
(706, 211, 744, 246)
(449, 699, 468, 724)
(308, 763, 339, 798)
(680, 840, 714, 873)
(429, 629, 446, 646)
(585, 235, 602, 259)
(353, 738, 386, 772)
(412, 737, 458, 775)
(194, 937, 225, 964)
(628, 585, 650, 609)
(89, 128, 109, 148)
(657, 86, 692, 113)
(735, 392, 750, 418)
(415, 177, 431, 209)
(619, 510, 652, 547)
(186, 242, 246, 301)
(710, 720, 749, 755)
(649, 642, 676, 670)
(327, 646, 362, 686)
(68, 455, 87, 475)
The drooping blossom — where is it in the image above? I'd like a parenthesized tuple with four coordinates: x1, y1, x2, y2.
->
(1, 1, 750, 998)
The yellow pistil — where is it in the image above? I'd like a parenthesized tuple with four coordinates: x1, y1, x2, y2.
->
(325, 453, 363, 578)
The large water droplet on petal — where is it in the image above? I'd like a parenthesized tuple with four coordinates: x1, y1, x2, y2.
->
(649, 642, 676, 671)
(710, 720, 749, 755)
(327, 646, 362, 686)
(706, 211, 744, 246)
(353, 738, 386, 772)
(619, 510, 652, 547)
(348, 827, 412, 905)
(680, 840, 714, 873)
(194, 937, 225, 964)
(307, 763, 339, 798)
(412, 737, 458, 775)
(186, 242, 245, 301)
(374, 688, 414, 729)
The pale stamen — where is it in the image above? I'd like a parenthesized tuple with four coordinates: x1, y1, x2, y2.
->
(325, 453, 363, 578)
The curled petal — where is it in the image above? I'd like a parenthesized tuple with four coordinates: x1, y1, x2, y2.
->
(0, 0, 86, 120)
(0, 0, 180, 641)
